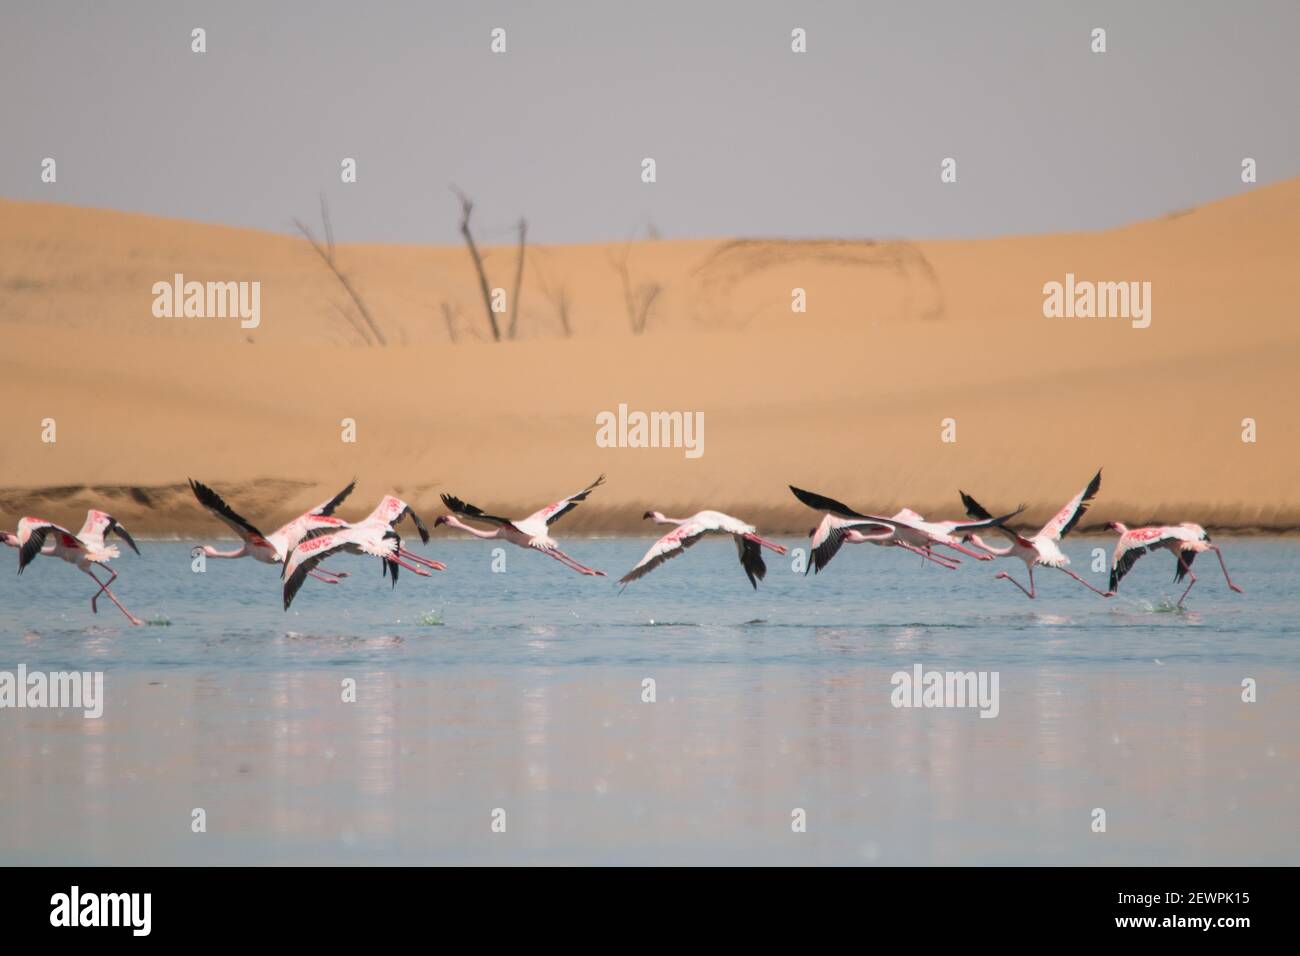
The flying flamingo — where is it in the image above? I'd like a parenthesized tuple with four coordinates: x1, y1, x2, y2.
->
(959, 469, 1112, 599)
(9, 510, 144, 626)
(1105, 522, 1243, 606)
(361, 495, 446, 576)
(788, 486, 1019, 574)
(435, 476, 608, 576)
(619, 510, 788, 589)
(281, 496, 442, 608)
(804, 513, 961, 574)
(189, 478, 356, 583)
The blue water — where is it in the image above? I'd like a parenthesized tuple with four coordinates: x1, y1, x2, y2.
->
(1, 537, 1297, 864)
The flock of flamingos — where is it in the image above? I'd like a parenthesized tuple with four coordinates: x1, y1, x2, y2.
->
(1, 469, 1243, 627)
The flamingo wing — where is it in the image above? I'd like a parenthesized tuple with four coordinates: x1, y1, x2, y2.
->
(808, 516, 891, 575)
(106, 516, 140, 555)
(282, 532, 349, 610)
(1108, 527, 1177, 591)
(308, 478, 356, 517)
(959, 491, 1032, 545)
(618, 522, 709, 586)
(16, 518, 76, 573)
(440, 493, 518, 531)
(189, 479, 267, 544)
(76, 510, 111, 544)
(394, 503, 430, 543)
(523, 474, 606, 527)
(789, 485, 871, 520)
(735, 535, 767, 588)
(1039, 469, 1102, 541)
(1109, 543, 1148, 591)
(1173, 548, 1197, 583)
(282, 528, 397, 610)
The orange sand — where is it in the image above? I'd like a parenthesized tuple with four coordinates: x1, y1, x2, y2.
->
(1, 181, 1296, 535)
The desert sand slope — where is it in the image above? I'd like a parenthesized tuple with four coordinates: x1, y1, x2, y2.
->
(0, 180, 1297, 536)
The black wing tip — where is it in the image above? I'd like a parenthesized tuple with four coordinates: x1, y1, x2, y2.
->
(788, 485, 865, 519)
(960, 490, 993, 520)
(319, 478, 357, 517)
(110, 520, 141, 555)
(1080, 468, 1103, 505)
(283, 568, 304, 610)
(189, 478, 218, 502)
(408, 507, 431, 544)
(440, 493, 470, 514)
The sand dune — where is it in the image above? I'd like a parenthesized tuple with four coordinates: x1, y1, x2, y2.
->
(1, 180, 1297, 536)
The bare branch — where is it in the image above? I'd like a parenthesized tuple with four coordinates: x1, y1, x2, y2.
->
(294, 197, 387, 346)
(534, 255, 574, 337)
(451, 185, 500, 342)
(319, 191, 335, 260)
(440, 301, 459, 344)
(507, 217, 527, 340)
(610, 244, 661, 335)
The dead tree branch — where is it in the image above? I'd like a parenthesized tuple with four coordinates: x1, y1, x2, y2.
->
(294, 193, 386, 346)
(452, 186, 501, 342)
(534, 257, 574, 338)
(440, 301, 459, 344)
(610, 246, 661, 335)
(507, 218, 527, 339)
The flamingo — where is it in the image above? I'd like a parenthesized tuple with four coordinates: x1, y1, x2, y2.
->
(1105, 522, 1243, 606)
(803, 513, 962, 574)
(189, 478, 356, 583)
(281, 496, 443, 609)
(959, 469, 1112, 599)
(360, 495, 446, 575)
(619, 510, 788, 588)
(788, 486, 1019, 574)
(9, 510, 144, 626)
(435, 476, 607, 576)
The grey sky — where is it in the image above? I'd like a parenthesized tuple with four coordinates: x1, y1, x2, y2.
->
(2, 0, 1297, 245)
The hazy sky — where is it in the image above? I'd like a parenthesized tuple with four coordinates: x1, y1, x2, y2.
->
(2, 0, 1297, 244)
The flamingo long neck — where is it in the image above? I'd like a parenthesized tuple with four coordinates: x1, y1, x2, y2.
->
(202, 545, 247, 558)
(968, 533, 1013, 557)
(1111, 522, 1130, 534)
(650, 513, 686, 526)
(446, 515, 500, 539)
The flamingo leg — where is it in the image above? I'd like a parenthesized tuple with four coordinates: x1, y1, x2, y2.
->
(996, 565, 1036, 599)
(1211, 546, 1244, 594)
(83, 567, 143, 626)
(1058, 566, 1113, 597)
(87, 565, 117, 611)
(544, 548, 606, 576)
(391, 555, 432, 576)
(1175, 556, 1198, 607)
(899, 542, 959, 569)
(316, 566, 350, 578)
(398, 548, 446, 571)
(940, 539, 994, 561)
(308, 570, 342, 584)
(742, 533, 787, 555)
